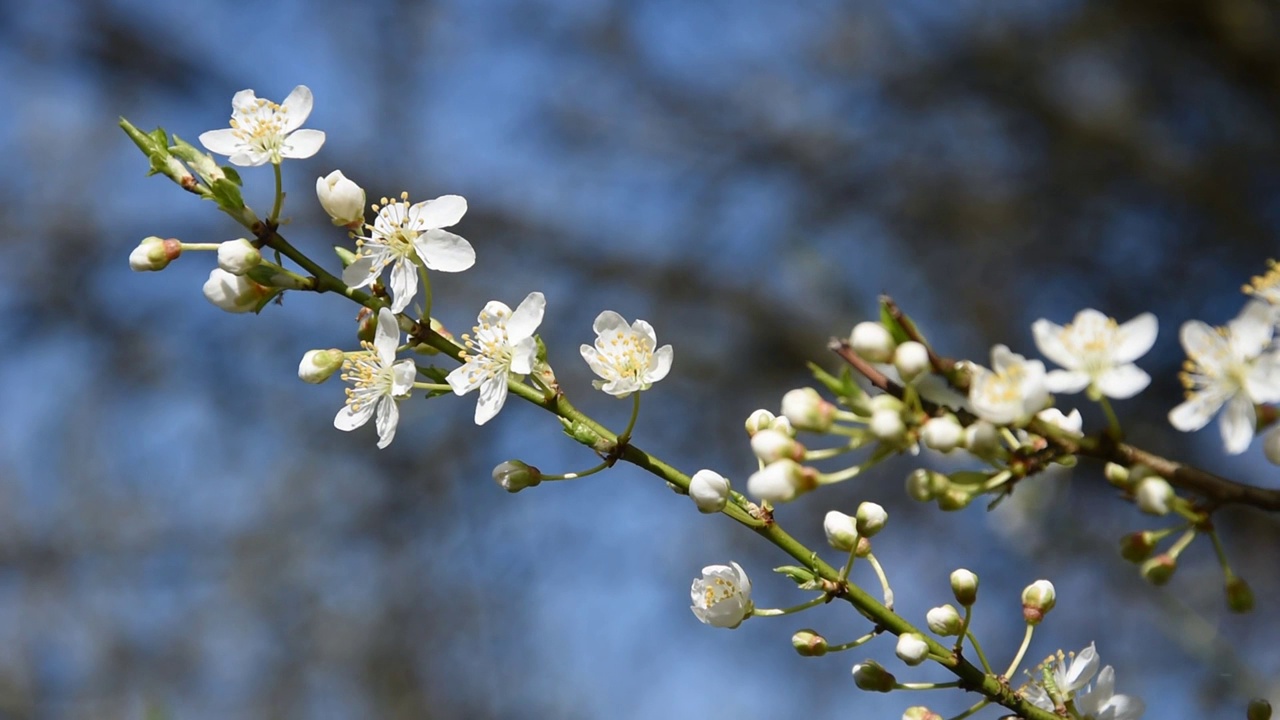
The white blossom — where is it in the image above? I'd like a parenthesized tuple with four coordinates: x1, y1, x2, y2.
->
(343, 194, 475, 313)
(580, 311, 673, 397)
(1077, 665, 1145, 720)
(1169, 301, 1280, 454)
(968, 345, 1050, 426)
(202, 268, 272, 313)
(333, 308, 415, 449)
(1032, 310, 1157, 399)
(316, 170, 366, 227)
(216, 239, 261, 275)
(688, 469, 730, 513)
(199, 85, 325, 166)
(690, 562, 752, 628)
(446, 292, 545, 425)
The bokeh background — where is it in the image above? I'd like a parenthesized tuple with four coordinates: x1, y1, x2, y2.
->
(2, 0, 1279, 718)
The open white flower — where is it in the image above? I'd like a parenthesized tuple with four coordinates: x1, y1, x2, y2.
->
(580, 311, 673, 397)
(334, 308, 415, 449)
(342, 194, 475, 313)
(1032, 310, 1156, 399)
(447, 292, 545, 425)
(199, 85, 326, 166)
(1169, 300, 1280, 454)
(690, 562, 753, 629)
(968, 346, 1050, 426)
(1025, 643, 1100, 711)
(1077, 666, 1145, 720)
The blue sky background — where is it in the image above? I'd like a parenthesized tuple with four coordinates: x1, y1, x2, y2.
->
(1, 0, 1278, 718)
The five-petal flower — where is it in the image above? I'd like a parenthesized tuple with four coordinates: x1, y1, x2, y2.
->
(1169, 300, 1280, 453)
(199, 85, 326, 166)
(447, 292, 545, 425)
(342, 194, 476, 313)
(334, 308, 416, 449)
(1032, 310, 1157, 399)
(968, 345, 1050, 426)
(690, 562, 753, 629)
(580, 311, 673, 397)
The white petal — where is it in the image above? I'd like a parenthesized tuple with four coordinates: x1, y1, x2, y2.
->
(228, 150, 268, 167)
(199, 128, 242, 157)
(1093, 365, 1151, 399)
(1105, 695, 1145, 720)
(414, 229, 475, 272)
(1229, 301, 1275, 358)
(1245, 353, 1280, 403)
(446, 361, 485, 395)
(1044, 369, 1090, 394)
(509, 337, 537, 375)
(342, 256, 378, 289)
(592, 310, 628, 336)
(646, 344, 674, 384)
(1220, 393, 1256, 454)
(507, 292, 546, 342)
(1169, 388, 1228, 432)
(1179, 320, 1227, 367)
(478, 301, 514, 326)
(1113, 312, 1158, 363)
(1063, 643, 1098, 691)
(410, 195, 467, 229)
(989, 345, 1022, 372)
(475, 375, 509, 425)
(279, 85, 314, 132)
(630, 319, 659, 348)
(580, 345, 612, 379)
(374, 307, 400, 363)
(374, 397, 400, 449)
(388, 258, 418, 314)
(391, 360, 416, 395)
(281, 129, 326, 159)
(334, 403, 374, 431)
(1032, 319, 1076, 370)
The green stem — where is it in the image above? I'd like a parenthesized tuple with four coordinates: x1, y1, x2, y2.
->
(179, 242, 222, 251)
(1098, 396, 1122, 439)
(417, 261, 433, 323)
(542, 460, 611, 481)
(896, 680, 963, 691)
(838, 544, 858, 582)
(1207, 528, 1232, 571)
(752, 593, 828, 617)
(866, 552, 894, 610)
(411, 382, 451, 392)
(1003, 623, 1035, 678)
(949, 698, 991, 720)
(619, 392, 642, 443)
(965, 628, 993, 675)
(269, 161, 284, 225)
(824, 631, 878, 653)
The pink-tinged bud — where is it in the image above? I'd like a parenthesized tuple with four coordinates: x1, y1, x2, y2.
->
(792, 629, 828, 657)
(1118, 531, 1157, 563)
(746, 460, 815, 504)
(902, 707, 942, 720)
(851, 661, 896, 692)
(1226, 575, 1254, 613)
(1140, 554, 1177, 585)
(781, 387, 836, 432)
(129, 236, 182, 272)
(1021, 580, 1056, 625)
(750, 428, 804, 464)
(950, 569, 978, 606)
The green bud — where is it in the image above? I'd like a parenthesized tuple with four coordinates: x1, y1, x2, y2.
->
(950, 569, 978, 606)
(936, 487, 972, 512)
(1247, 698, 1272, 720)
(334, 246, 358, 268)
(1021, 580, 1056, 625)
(1226, 575, 1254, 613)
(1140, 554, 1177, 586)
(791, 629, 827, 657)
(774, 565, 817, 586)
(851, 660, 896, 692)
(493, 460, 541, 493)
(1119, 531, 1157, 563)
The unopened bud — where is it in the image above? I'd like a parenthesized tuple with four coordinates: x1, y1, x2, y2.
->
(129, 236, 182, 272)
(950, 569, 978, 606)
(751, 428, 804, 464)
(1140, 554, 1177, 585)
(770, 415, 796, 438)
(869, 408, 906, 443)
(1118, 531, 1158, 563)
(316, 170, 367, 227)
(216, 238, 262, 275)
(1021, 580, 1056, 625)
(1226, 575, 1254, 613)
(492, 460, 541, 493)
(202, 268, 273, 313)
(854, 536, 872, 558)
(850, 322, 897, 363)
(1104, 462, 1131, 488)
(356, 307, 377, 343)
(905, 468, 942, 502)
(936, 487, 972, 512)
(893, 341, 930, 382)
(855, 502, 887, 537)
(746, 460, 814, 504)
(792, 629, 828, 657)
(926, 604, 963, 636)
(688, 469, 731, 513)
(964, 421, 1001, 459)
(851, 661, 896, 692)
(920, 415, 963, 453)
(1135, 476, 1174, 515)
(1247, 698, 1272, 720)
(781, 388, 836, 433)
(902, 708, 942, 720)
(824, 511, 858, 552)
(298, 348, 345, 384)
(745, 409, 776, 436)
(895, 632, 929, 666)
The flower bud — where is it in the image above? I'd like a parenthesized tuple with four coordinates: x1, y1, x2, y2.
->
(1226, 575, 1254, 613)
(298, 348, 345, 384)
(1118, 531, 1157, 563)
(920, 415, 962, 453)
(950, 569, 978, 606)
(895, 632, 929, 666)
(1104, 462, 1131, 489)
(936, 487, 972, 512)
(893, 341, 930, 382)
(202, 268, 272, 313)
(851, 661, 896, 692)
(770, 415, 796, 437)
(1140, 554, 1177, 585)
(216, 238, 262, 275)
(964, 420, 1001, 459)
(492, 460, 542, 493)
(751, 428, 804, 464)
(824, 511, 858, 552)
(746, 460, 814, 504)
(850, 322, 896, 363)
(781, 387, 836, 433)
(926, 604, 963, 636)
(905, 468, 941, 502)
(1266, 428, 1280, 466)
(129, 236, 182, 272)
(869, 408, 906, 443)
(855, 502, 887, 537)
(1021, 580, 1056, 625)
(1247, 698, 1272, 720)
(1135, 476, 1174, 515)
(745, 409, 776, 437)
(869, 394, 904, 413)
(689, 469, 730, 513)
(854, 535, 872, 558)
(902, 708, 942, 720)
(792, 629, 828, 657)
(316, 170, 366, 227)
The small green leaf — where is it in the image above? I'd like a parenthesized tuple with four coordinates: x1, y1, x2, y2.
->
(878, 301, 911, 344)
(209, 177, 245, 211)
(222, 165, 242, 186)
